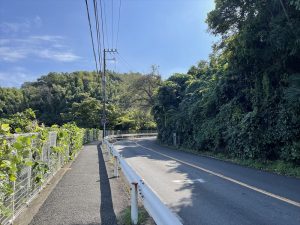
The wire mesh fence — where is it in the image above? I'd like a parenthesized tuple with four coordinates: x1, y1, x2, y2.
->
(0, 129, 100, 225)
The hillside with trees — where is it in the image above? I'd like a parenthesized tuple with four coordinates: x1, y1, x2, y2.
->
(153, 0, 300, 170)
(1, 0, 299, 173)
(0, 70, 161, 130)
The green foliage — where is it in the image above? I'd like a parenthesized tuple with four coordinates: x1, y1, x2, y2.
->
(118, 206, 150, 225)
(0, 70, 160, 131)
(154, 0, 300, 166)
(0, 88, 24, 116)
(0, 110, 98, 218)
(2, 108, 38, 133)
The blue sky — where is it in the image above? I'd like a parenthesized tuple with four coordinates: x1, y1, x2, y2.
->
(0, 0, 216, 87)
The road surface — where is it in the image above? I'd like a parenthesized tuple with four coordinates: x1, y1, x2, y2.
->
(114, 137, 300, 225)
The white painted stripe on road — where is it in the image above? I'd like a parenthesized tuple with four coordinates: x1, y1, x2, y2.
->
(134, 142, 300, 208)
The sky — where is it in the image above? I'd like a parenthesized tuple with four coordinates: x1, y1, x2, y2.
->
(0, 0, 216, 87)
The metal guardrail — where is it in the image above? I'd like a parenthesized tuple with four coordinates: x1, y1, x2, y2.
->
(103, 133, 183, 225)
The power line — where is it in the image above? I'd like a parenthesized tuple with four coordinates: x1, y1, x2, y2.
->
(116, 56, 131, 72)
(116, 52, 134, 72)
(85, 0, 123, 135)
(102, 0, 110, 48)
(111, 0, 114, 49)
(116, 0, 122, 48)
(84, 0, 99, 74)
(98, 0, 106, 50)
(93, 0, 103, 72)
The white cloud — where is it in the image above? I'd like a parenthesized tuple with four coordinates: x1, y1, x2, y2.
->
(0, 47, 26, 61)
(0, 16, 42, 33)
(0, 35, 80, 62)
(38, 49, 80, 62)
(0, 21, 31, 33)
(30, 35, 63, 42)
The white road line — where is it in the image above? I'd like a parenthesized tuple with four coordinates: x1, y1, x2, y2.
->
(134, 142, 300, 208)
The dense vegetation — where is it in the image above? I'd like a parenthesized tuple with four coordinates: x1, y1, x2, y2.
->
(1, 1, 299, 174)
(0, 69, 162, 218)
(0, 70, 161, 130)
(154, 0, 300, 167)
(0, 109, 99, 218)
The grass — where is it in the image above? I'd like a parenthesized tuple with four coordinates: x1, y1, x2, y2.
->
(118, 206, 150, 225)
(158, 142, 300, 178)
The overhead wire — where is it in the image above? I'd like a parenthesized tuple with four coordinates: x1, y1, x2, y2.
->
(112, 0, 114, 49)
(98, 0, 106, 50)
(93, 0, 103, 72)
(84, 0, 99, 74)
(116, 0, 122, 48)
(116, 52, 134, 72)
(86, 0, 126, 75)
(102, 0, 110, 49)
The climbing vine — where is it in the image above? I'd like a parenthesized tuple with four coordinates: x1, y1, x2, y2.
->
(0, 109, 100, 219)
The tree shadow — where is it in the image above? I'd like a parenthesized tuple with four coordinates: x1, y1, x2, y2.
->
(97, 144, 117, 225)
(114, 138, 300, 225)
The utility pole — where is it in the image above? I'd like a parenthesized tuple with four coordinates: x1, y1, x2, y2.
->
(102, 48, 117, 138)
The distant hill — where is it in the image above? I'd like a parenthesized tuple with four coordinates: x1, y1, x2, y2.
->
(0, 70, 161, 130)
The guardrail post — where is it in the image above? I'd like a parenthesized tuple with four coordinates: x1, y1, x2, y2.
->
(114, 156, 119, 177)
(131, 182, 138, 225)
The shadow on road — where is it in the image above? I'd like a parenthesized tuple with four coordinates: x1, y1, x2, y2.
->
(115, 138, 300, 225)
(97, 144, 117, 225)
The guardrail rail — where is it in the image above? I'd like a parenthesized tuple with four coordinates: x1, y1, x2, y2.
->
(103, 133, 183, 225)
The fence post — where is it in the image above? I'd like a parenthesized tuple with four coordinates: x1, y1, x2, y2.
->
(131, 182, 138, 225)
(114, 156, 119, 177)
(12, 181, 16, 222)
(26, 151, 32, 205)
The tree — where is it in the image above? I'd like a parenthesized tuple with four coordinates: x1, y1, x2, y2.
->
(0, 88, 24, 116)
(153, 0, 300, 164)
(129, 65, 162, 109)
(70, 97, 101, 128)
(0, 70, 159, 131)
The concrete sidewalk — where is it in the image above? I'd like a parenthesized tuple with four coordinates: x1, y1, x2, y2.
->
(28, 142, 128, 225)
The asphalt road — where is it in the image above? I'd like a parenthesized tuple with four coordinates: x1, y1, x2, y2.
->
(114, 137, 300, 225)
